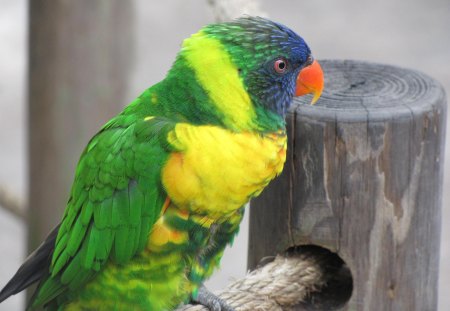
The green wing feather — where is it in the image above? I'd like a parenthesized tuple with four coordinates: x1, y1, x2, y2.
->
(30, 114, 175, 308)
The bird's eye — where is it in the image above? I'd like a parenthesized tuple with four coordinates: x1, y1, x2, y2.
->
(273, 58, 288, 74)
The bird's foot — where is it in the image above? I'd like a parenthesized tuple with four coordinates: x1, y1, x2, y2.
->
(192, 286, 234, 311)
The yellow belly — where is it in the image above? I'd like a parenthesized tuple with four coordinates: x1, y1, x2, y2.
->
(162, 124, 287, 218)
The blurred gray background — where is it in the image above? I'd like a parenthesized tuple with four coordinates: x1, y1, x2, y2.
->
(0, 0, 449, 310)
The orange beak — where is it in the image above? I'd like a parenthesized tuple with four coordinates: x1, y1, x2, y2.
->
(295, 60, 324, 105)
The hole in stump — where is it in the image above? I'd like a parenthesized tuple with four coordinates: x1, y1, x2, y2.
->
(286, 244, 353, 310)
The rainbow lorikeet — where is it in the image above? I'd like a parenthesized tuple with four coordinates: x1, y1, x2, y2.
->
(0, 16, 323, 310)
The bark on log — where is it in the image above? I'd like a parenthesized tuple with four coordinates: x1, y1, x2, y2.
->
(248, 60, 447, 310)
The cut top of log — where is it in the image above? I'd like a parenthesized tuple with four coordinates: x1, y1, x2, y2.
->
(294, 59, 446, 122)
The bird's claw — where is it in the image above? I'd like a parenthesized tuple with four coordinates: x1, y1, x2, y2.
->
(192, 286, 235, 311)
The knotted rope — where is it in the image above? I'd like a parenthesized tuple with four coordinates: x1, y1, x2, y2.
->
(177, 251, 326, 311)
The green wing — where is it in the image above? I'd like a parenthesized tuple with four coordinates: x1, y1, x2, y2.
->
(30, 114, 174, 308)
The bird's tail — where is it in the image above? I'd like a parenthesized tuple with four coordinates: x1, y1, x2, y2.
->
(0, 225, 59, 303)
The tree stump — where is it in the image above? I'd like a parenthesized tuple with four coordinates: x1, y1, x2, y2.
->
(248, 60, 447, 310)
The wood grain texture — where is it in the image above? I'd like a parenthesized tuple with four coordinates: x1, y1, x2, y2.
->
(28, 1, 134, 250)
(248, 60, 447, 310)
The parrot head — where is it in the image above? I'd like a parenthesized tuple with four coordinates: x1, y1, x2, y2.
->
(170, 16, 323, 131)
(203, 16, 323, 112)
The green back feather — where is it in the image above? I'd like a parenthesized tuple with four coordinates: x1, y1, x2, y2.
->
(30, 111, 175, 308)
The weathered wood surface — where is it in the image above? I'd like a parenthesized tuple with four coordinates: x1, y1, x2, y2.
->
(248, 60, 447, 310)
(28, 1, 133, 250)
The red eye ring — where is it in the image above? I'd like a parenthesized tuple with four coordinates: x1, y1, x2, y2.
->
(274, 58, 288, 74)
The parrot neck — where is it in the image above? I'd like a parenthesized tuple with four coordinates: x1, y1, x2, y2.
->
(145, 53, 286, 133)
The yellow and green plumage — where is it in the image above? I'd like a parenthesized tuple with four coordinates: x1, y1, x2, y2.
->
(0, 17, 323, 310)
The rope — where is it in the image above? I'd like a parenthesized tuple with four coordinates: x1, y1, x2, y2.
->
(177, 252, 325, 311)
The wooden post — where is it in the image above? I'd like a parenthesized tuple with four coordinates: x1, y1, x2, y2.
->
(248, 60, 447, 310)
(28, 1, 133, 250)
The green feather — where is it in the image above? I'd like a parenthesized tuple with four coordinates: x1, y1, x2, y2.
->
(80, 201, 94, 226)
(83, 228, 98, 269)
(94, 227, 113, 262)
(128, 180, 143, 226)
(66, 216, 88, 256)
(67, 270, 92, 291)
(51, 232, 68, 268)
(61, 253, 83, 285)
(94, 197, 112, 229)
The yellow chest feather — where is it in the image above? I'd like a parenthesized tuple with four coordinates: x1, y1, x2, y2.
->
(161, 124, 286, 218)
